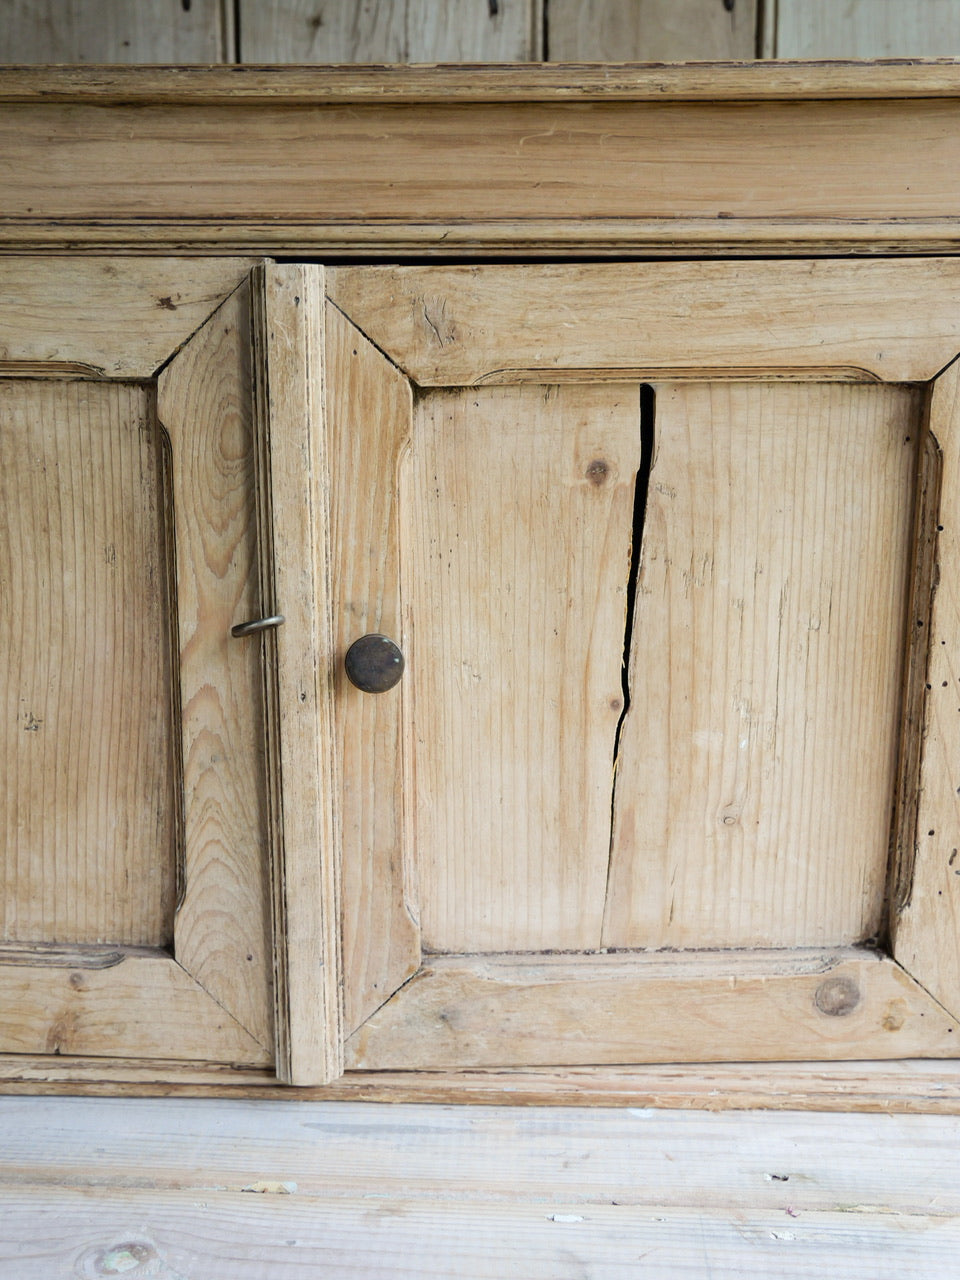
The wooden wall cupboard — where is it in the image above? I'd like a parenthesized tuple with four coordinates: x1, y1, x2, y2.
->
(6, 65, 960, 1111)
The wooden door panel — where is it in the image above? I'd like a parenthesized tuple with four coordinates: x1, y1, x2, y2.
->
(605, 381, 919, 950)
(326, 301, 419, 1039)
(0, 258, 335, 1081)
(346, 949, 959, 1070)
(329, 260, 960, 1074)
(404, 383, 639, 953)
(0, 378, 177, 948)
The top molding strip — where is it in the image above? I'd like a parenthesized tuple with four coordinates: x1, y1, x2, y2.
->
(4, 60, 960, 104)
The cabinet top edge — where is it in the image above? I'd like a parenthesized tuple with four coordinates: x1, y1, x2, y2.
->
(5, 61, 960, 105)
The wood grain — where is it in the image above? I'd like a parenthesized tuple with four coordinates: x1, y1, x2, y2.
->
(325, 301, 420, 1035)
(251, 265, 342, 1085)
(326, 260, 960, 386)
(9, 1055, 960, 1111)
(157, 281, 273, 1052)
(775, 0, 960, 58)
(347, 949, 959, 1070)
(5, 96, 960, 255)
(239, 0, 540, 63)
(604, 382, 918, 949)
(0, 0, 232, 63)
(894, 359, 960, 1022)
(404, 384, 638, 952)
(5, 1098, 960, 1277)
(7, 1187, 960, 1279)
(7, 1096, 960, 1213)
(9, 63, 960, 104)
(0, 380, 176, 947)
(0, 258, 255, 380)
(0, 953, 269, 1063)
(549, 0, 756, 61)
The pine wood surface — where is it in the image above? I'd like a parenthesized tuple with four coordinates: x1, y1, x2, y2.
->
(605, 381, 918, 949)
(326, 260, 960, 385)
(1, 1098, 958, 1278)
(239, 0, 541, 63)
(157, 282, 274, 1052)
(0, 0, 231, 64)
(549, 0, 756, 61)
(325, 301, 420, 1037)
(774, 0, 960, 58)
(0, 953, 270, 1062)
(6, 63, 960, 103)
(894, 359, 960, 1020)
(0, 380, 176, 947)
(5, 90, 960, 254)
(347, 949, 959, 1069)
(405, 383, 637, 953)
(0, 258, 255, 379)
(250, 265, 341, 1085)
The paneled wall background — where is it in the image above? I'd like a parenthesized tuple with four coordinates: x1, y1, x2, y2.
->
(2, 0, 959, 64)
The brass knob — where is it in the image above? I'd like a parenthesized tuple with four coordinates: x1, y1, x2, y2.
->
(344, 634, 404, 693)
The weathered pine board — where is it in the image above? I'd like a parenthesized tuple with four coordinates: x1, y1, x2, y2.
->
(326, 260, 960, 385)
(326, 301, 420, 1035)
(404, 383, 638, 952)
(347, 949, 958, 1069)
(0, 380, 176, 947)
(0, 258, 255, 380)
(3, 1097, 958, 1213)
(0, 0, 232, 63)
(239, 0, 541, 62)
(605, 382, 919, 949)
(157, 282, 273, 1052)
(0, 954, 270, 1062)
(251, 265, 341, 1085)
(773, 0, 960, 58)
(6, 94, 960, 255)
(2, 1099, 959, 1279)
(549, 0, 756, 61)
(894, 359, 960, 1023)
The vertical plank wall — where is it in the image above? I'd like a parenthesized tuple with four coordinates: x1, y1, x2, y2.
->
(3, 0, 960, 63)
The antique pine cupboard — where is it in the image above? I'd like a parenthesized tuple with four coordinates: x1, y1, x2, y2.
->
(5, 62, 960, 1110)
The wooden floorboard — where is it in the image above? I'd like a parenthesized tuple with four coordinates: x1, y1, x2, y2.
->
(1, 1099, 957, 1277)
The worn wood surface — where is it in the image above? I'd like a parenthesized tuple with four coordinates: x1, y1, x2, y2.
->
(0, 952, 270, 1063)
(251, 264, 341, 1085)
(325, 301, 420, 1035)
(774, 0, 960, 58)
(0, 0, 231, 63)
(0, 380, 176, 948)
(549, 0, 756, 61)
(239, 0, 541, 63)
(8, 64, 960, 103)
(894, 359, 960, 1023)
(0, 258, 254, 380)
(404, 383, 638, 952)
(326, 260, 960, 384)
(157, 282, 273, 1054)
(6, 90, 960, 254)
(2, 1098, 959, 1278)
(347, 949, 959, 1069)
(605, 381, 918, 949)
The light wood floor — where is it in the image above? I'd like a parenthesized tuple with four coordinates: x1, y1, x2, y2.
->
(1, 1097, 957, 1277)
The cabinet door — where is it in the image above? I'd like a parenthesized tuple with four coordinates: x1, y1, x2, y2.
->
(326, 261, 960, 1072)
(0, 259, 336, 1084)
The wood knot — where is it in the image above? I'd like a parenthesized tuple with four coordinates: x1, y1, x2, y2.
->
(586, 459, 610, 486)
(814, 975, 860, 1017)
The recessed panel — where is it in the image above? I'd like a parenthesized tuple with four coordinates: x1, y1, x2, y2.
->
(605, 381, 919, 949)
(0, 379, 177, 946)
(404, 384, 642, 953)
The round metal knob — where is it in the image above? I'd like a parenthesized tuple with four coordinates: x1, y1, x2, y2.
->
(344, 633, 404, 693)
